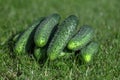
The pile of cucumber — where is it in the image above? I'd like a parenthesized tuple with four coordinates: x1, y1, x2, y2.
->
(13, 13, 99, 63)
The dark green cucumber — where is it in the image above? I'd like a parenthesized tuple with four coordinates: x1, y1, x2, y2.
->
(14, 17, 44, 55)
(67, 25, 94, 50)
(80, 42, 99, 63)
(34, 47, 42, 61)
(34, 14, 60, 47)
(47, 15, 78, 60)
(34, 47, 47, 61)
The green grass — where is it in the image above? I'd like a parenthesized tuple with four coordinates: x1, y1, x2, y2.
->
(0, 0, 120, 80)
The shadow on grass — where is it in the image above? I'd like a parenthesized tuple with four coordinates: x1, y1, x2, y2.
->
(2, 32, 23, 78)
(3, 32, 22, 58)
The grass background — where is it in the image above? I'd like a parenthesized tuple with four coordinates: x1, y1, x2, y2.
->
(0, 0, 120, 80)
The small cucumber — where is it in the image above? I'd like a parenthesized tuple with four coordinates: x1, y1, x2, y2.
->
(34, 46, 47, 62)
(14, 17, 44, 55)
(47, 15, 78, 60)
(34, 47, 42, 61)
(80, 42, 99, 63)
(58, 51, 75, 59)
(67, 25, 94, 50)
(34, 14, 60, 47)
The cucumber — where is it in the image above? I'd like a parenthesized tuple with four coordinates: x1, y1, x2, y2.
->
(34, 14, 60, 47)
(80, 42, 99, 63)
(58, 48, 75, 58)
(14, 17, 44, 55)
(58, 51, 75, 58)
(34, 47, 42, 61)
(34, 46, 47, 62)
(67, 25, 94, 50)
(47, 15, 78, 60)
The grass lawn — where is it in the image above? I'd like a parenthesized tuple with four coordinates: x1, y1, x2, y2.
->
(0, 0, 120, 80)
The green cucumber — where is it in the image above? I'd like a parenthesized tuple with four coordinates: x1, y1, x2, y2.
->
(47, 15, 78, 60)
(58, 51, 75, 58)
(34, 46, 48, 62)
(34, 14, 60, 47)
(14, 17, 44, 55)
(34, 47, 42, 61)
(67, 25, 94, 50)
(80, 42, 99, 63)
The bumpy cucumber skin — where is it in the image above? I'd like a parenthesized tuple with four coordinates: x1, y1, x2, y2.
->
(14, 17, 44, 55)
(67, 25, 94, 50)
(47, 15, 78, 60)
(34, 47, 42, 61)
(34, 14, 60, 47)
(80, 42, 99, 63)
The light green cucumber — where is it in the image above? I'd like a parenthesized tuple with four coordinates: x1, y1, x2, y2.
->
(67, 25, 94, 50)
(14, 17, 44, 55)
(47, 15, 78, 60)
(58, 51, 75, 58)
(34, 14, 60, 47)
(80, 42, 99, 63)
